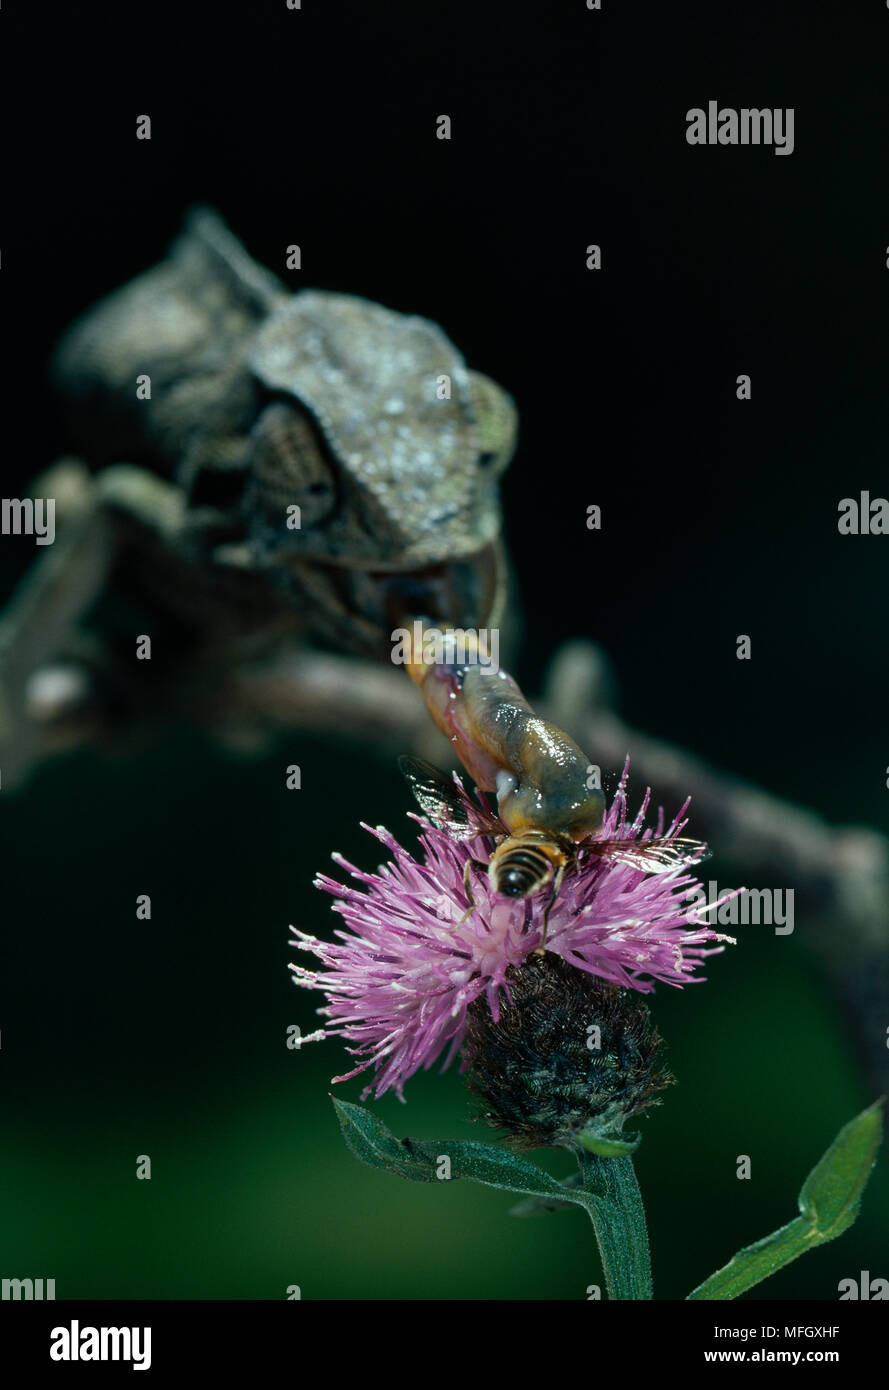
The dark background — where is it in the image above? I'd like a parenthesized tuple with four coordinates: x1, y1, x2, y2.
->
(0, 0, 887, 1299)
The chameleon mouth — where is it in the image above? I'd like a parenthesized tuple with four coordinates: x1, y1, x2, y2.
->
(355, 544, 500, 631)
(293, 542, 503, 655)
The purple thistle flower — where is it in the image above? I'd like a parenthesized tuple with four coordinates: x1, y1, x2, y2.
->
(291, 762, 735, 1101)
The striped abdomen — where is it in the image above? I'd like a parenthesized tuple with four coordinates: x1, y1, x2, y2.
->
(490, 836, 559, 898)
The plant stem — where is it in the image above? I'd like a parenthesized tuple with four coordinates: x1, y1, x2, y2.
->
(578, 1150, 652, 1299)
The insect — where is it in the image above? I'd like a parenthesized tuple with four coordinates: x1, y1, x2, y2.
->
(0, 208, 517, 783)
(400, 632, 708, 942)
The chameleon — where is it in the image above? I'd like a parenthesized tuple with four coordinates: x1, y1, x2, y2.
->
(0, 208, 517, 782)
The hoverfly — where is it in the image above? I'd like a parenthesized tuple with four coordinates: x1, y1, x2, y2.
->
(400, 630, 708, 943)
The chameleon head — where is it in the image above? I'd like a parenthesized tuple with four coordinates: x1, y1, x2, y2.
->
(50, 208, 516, 662)
(244, 291, 517, 654)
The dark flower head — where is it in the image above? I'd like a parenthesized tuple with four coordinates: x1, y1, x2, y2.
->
(291, 762, 735, 1100)
(462, 952, 673, 1151)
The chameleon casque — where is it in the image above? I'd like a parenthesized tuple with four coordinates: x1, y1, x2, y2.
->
(0, 208, 517, 780)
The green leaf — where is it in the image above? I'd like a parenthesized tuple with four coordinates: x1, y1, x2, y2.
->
(333, 1100, 652, 1299)
(687, 1100, 884, 1301)
(332, 1098, 604, 1216)
(798, 1099, 883, 1238)
(332, 1097, 432, 1181)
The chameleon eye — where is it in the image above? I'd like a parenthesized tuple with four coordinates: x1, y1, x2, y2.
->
(467, 371, 518, 480)
(249, 400, 337, 529)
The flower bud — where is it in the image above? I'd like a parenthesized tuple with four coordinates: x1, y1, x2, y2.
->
(462, 953, 673, 1150)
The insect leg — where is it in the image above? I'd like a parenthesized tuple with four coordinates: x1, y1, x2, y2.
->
(457, 857, 486, 925)
(534, 862, 566, 955)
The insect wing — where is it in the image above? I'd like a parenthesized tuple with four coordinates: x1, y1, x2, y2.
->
(586, 835, 710, 874)
(397, 756, 498, 841)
